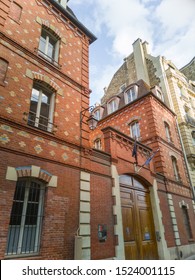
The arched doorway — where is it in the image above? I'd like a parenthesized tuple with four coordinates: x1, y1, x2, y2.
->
(120, 174, 158, 260)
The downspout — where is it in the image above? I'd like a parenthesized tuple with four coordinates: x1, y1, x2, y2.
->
(176, 119, 195, 201)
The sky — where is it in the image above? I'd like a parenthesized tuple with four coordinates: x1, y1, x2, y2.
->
(68, 0, 195, 105)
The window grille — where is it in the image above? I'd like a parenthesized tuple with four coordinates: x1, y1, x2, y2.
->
(5, 179, 45, 256)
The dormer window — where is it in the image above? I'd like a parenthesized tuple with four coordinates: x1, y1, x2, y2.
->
(125, 87, 137, 104)
(107, 98, 119, 114)
(156, 90, 164, 101)
(94, 109, 100, 120)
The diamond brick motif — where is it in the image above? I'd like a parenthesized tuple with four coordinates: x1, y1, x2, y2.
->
(19, 141, 26, 148)
(0, 134, 10, 145)
(34, 144, 43, 154)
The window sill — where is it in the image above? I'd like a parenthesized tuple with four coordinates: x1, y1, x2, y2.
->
(4, 253, 40, 260)
(35, 49, 62, 69)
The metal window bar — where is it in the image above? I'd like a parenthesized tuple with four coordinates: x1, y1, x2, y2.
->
(27, 111, 54, 132)
(5, 180, 45, 256)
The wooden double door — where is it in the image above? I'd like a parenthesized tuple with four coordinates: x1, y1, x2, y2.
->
(120, 175, 158, 260)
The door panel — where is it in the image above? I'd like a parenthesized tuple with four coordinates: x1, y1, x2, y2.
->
(120, 178, 158, 260)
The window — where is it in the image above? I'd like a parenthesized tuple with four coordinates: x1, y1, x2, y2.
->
(164, 122, 172, 143)
(10, 2, 22, 22)
(192, 131, 195, 145)
(156, 90, 164, 101)
(38, 27, 60, 65)
(108, 99, 118, 114)
(5, 179, 45, 256)
(119, 83, 126, 93)
(28, 82, 55, 132)
(182, 206, 193, 240)
(171, 156, 180, 182)
(0, 58, 8, 84)
(94, 109, 100, 121)
(130, 121, 140, 139)
(125, 87, 137, 104)
(94, 138, 102, 150)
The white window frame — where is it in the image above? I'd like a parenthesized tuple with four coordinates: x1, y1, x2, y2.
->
(28, 83, 55, 132)
(130, 121, 140, 139)
(172, 156, 179, 181)
(165, 122, 171, 142)
(94, 138, 102, 150)
(94, 109, 100, 121)
(108, 98, 118, 114)
(38, 28, 60, 65)
(6, 179, 45, 256)
(125, 87, 137, 104)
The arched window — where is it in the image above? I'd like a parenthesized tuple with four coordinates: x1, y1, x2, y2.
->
(164, 122, 172, 143)
(171, 156, 180, 182)
(5, 178, 45, 256)
(94, 138, 102, 150)
(130, 121, 140, 139)
(10, 2, 22, 22)
(0, 58, 8, 84)
(28, 81, 55, 132)
(38, 26, 60, 65)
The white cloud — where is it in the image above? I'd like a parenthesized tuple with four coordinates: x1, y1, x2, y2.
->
(69, 0, 195, 103)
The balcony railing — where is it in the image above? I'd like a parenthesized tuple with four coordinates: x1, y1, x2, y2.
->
(25, 111, 57, 133)
(185, 114, 195, 127)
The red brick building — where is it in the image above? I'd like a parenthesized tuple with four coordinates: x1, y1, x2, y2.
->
(0, 0, 115, 260)
(0, 0, 195, 260)
(90, 80, 195, 259)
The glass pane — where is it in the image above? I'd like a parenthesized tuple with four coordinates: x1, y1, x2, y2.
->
(39, 37, 46, 53)
(30, 88, 39, 112)
(6, 226, 20, 254)
(22, 226, 37, 253)
(25, 203, 39, 225)
(47, 42, 55, 59)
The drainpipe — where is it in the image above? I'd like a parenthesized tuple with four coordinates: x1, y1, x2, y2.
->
(176, 119, 195, 201)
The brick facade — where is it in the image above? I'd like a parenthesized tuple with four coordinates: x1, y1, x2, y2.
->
(0, 0, 115, 260)
(0, 1, 195, 260)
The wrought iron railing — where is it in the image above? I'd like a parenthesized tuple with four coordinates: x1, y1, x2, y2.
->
(26, 111, 57, 133)
(35, 48, 61, 68)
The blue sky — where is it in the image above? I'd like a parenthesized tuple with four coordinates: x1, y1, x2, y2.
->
(68, 0, 195, 105)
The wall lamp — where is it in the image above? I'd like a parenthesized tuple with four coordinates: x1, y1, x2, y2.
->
(80, 105, 98, 130)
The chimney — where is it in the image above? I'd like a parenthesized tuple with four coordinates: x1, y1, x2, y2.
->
(132, 38, 150, 85)
(142, 41, 150, 55)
